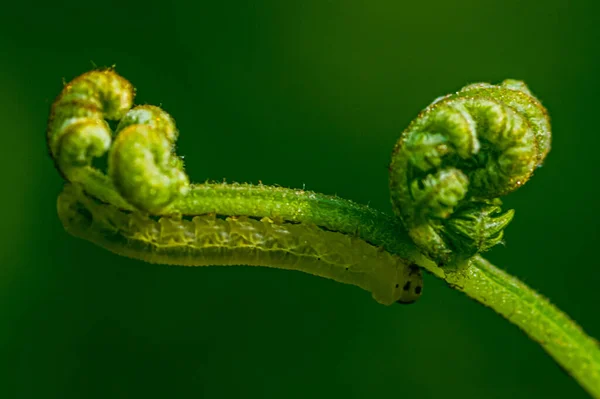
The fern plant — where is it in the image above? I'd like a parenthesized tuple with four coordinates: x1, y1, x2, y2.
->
(47, 69, 600, 398)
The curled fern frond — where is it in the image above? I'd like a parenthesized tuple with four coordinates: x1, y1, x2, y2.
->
(47, 69, 189, 213)
(47, 69, 133, 173)
(389, 80, 551, 265)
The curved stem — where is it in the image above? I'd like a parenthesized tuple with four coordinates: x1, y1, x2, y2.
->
(170, 183, 435, 268)
(67, 168, 439, 275)
(446, 256, 600, 398)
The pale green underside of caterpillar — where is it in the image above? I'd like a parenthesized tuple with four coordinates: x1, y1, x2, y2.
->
(58, 184, 423, 305)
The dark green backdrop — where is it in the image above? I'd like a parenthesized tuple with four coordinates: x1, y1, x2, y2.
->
(1, 1, 599, 398)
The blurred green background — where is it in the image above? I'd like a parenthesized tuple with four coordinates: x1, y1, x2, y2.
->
(1, 0, 599, 398)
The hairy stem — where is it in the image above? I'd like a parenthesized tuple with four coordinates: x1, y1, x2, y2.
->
(61, 167, 437, 272)
(447, 256, 600, 398)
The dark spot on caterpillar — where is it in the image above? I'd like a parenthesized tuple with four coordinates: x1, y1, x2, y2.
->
(408, 264, 419, 275)
(403, 281, 411, 291)
(345, 267, 349, 271)
(415, 286, 422, 294)
(395, 283, 399, 288)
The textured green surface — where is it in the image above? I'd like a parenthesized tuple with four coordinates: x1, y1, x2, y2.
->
(2, 1, 600, 398)
(447, 256, 600, 397)
(47, 69, 600, 397)
(389, 80, 550, 265)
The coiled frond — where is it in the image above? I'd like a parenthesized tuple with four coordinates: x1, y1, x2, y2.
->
(47, 69, 188, 213)
(389, 80, 551, 265)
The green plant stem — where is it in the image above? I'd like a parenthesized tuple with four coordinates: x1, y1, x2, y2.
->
(68, 168, 440, 273)
(446, 256, 600, 398)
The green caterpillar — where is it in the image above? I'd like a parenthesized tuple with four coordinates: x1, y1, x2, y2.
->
(58, 184, 422, 305)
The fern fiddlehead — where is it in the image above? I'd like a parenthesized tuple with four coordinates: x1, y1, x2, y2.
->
(47, 69, 600, 398)
(389, 80, 551, 265)
(47, 70, 189, 213)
